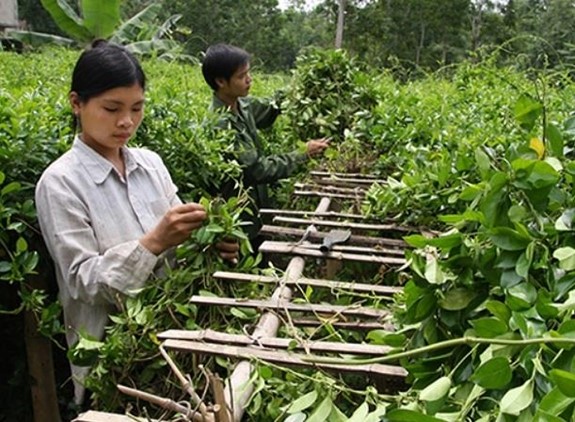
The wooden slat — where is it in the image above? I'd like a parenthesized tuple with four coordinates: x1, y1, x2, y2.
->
(163, 340, 407, 379)
(189, 296, 389, 319)
(260, 208, 381, 221)
(74, 411, 156, 422)
(310, 171, 380, 179)
(294, 183, 368, 194)
(158, 329, 393, 355)
(260, 225, 407, 248)
(259, 241, 406, 265)
(212, 271, 402, 295)
(293, 319, 388, 330)
(312, 178, 384, 187)
(272, 216, 415, 233)
(291, 243, 404, 256)
(294, 190, 360, 199)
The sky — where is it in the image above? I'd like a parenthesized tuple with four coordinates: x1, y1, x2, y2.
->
(277, 0, 324, 11)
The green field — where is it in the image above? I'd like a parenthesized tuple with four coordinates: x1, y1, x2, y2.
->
(3, 46, 575, 421)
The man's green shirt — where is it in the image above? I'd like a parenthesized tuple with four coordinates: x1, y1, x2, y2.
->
(211, 94, 308, 240)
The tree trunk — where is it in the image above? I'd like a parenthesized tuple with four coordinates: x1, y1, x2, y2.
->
(335, 0, 345, 48)
(25, 304, 61, 422)
(25, 236, 61, 422)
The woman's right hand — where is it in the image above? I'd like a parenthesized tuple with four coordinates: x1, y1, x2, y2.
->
(140, 203, 207, 255)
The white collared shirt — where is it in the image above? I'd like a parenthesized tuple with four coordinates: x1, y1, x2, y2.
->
(35, 136, 180, 403)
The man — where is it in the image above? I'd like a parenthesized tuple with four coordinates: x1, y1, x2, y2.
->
(202, 43, 329, 249)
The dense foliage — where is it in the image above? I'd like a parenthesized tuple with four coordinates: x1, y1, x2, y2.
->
(4, 44, 575, 421)
(14, 0, 575, 73)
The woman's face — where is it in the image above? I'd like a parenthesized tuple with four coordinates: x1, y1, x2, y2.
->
(70, 83, 145, 157)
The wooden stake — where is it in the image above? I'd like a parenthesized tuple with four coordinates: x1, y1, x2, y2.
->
(159, 346, 213, 422)
(116, 384, 206, 422)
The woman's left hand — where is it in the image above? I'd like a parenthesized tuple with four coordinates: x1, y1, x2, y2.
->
(215, 238, 240, 264)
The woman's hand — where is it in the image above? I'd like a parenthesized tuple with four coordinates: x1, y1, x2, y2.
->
(306, 137, 330, 157)
(140, 203, 207, 255)
(215, 238, 240, 264)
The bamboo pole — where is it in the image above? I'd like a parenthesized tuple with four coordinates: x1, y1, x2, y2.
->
(224, 197, 333, 421)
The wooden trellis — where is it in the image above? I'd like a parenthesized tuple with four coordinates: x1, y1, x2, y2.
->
(75, 172, 418, 422)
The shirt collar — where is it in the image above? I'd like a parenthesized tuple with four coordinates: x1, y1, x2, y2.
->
(73, 136, 141, 185)
(210, 93, 247, 116)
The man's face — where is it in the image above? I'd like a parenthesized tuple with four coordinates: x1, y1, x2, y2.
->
(217, 62, 252, 99)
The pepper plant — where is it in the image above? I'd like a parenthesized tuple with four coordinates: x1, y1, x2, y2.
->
(366, 92, 575, 420)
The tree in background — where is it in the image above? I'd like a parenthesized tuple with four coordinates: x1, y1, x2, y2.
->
(17, 0, 64, 35)
(15, 0, 575, 78)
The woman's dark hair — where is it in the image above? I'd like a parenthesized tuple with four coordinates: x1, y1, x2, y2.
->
(201, 43, 250, 91)
(71, 39, 146, 102)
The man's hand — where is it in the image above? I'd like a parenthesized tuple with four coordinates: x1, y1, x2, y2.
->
(140, 203, 207, 255)
(306, 137, 330, 157)
(215, 238, 240, 264)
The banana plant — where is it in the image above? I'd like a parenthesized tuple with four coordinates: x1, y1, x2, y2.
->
(40, 0, 122, 42)
(9, 0, 185, 58)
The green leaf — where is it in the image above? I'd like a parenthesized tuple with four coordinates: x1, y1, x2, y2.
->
(459, 184, 482, 201)
(500, 379, 533, 415)
(284, 413, 306, 422)
(488, 227, 531, 251)
(287, 390, 318, 414)
(0, 261, 12, 273)
(514, 94, 543, 131)
(475, 148, 492, 179)
(538, 387, 575, 415)
(306, 396, 333, 422)
(406, 292, 437, 323)
(533, 411, 567, 422)
(485, 300, 511, 324)
(82, 0, 121, 39)
(471, 357, 512, 389)
(328, 404, 348, 422)
(481, 172, 510, 228)
(1, 181, 21, 196)
(547, 123, 564, 157)
(507, 282, 538, 310)
(425, 255, 452, 285)
(470, 317, 508, 338)
(40, 0, 92, 41)
(348, 402, 369, 422)
(367, 330, 405, 347)
(438, 288, 476, 311)
(419, 376, 451, 402)
(404, 234, 429, 248)
(385, 409, 446, 421)
(564, 114, 575, 137)
(550, 369, 575, 397)
(554, 247, 575, 271)
(555, 209, 575, 231)
(515, 242, 534, 278)
(427, 232, 463, 251)
(16, 237, 28, 253)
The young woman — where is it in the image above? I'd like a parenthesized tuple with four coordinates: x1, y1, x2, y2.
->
(35, 40, 238, 405)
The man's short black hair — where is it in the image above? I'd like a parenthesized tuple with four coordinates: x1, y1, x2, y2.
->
(202, 43, 251, 91)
